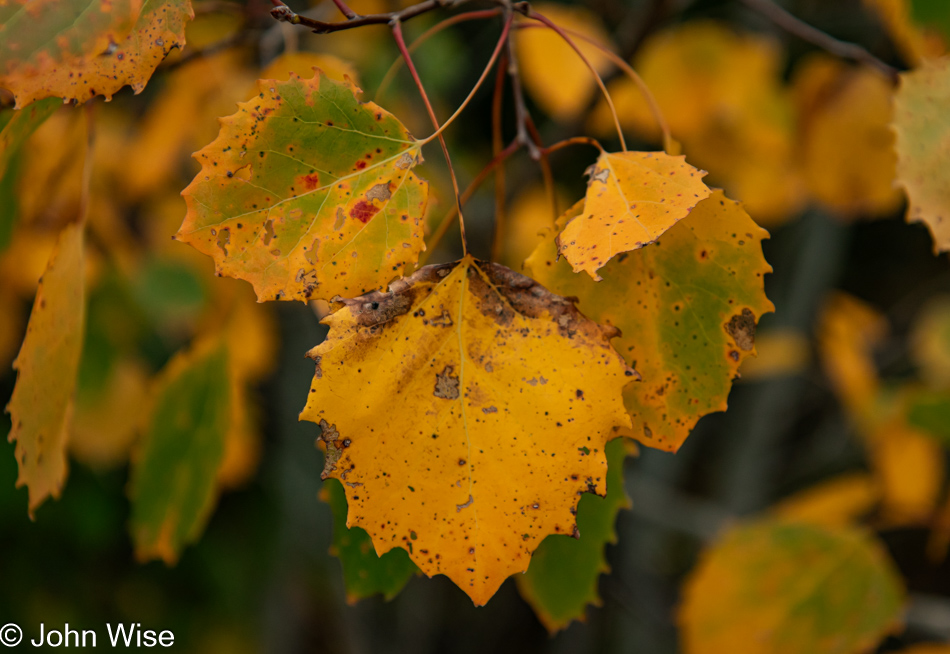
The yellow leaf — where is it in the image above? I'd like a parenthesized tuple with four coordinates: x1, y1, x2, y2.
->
(792, 55, 901, 216)
(679, 519, 905, 654)
(261, 52, 359, 85)
(177, 71, 428, 302)
(300, 256, 634, 605)
(911, 296, 950, 386)
(0, 227, 58, 298)
(0, 288, 24, 371)
(772, 474, 880, 526)
(871, 417, 944, 525)
(498, 185, 565, 270)
(589, 21, 802, 227)
(70, 359, 149, 470)
(737, 329, 810, 381)
(894, 57, 950, 253)
(528, 190, 772, 452)
(817, 292, 887, 420)
(515, 3, 614, 122)
(864, 0, 946, 66)
(0, 0, 193, 108)
(6, 222, 85, 516)
(557, 150, 711, 279)
(216, 379, 261, 490)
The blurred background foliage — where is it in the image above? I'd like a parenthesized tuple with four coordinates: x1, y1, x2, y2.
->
(4, 0, 950, 651)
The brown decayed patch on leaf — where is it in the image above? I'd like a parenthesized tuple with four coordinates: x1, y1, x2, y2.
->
(300, 255, 633, 605)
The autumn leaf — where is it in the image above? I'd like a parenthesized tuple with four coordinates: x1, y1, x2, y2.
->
(322, 478, 419, 602)
(893, 57, 950, 253)
(515, 3, 614, 122)
(792, 55, 901, 217)
(679, 519, 905, 654)
(771, 474, 880, 527)
(178, 70, 429, 302)
(556, 150, 711, 279)
(129, 338, 231, 564)
(0, 0, 193, 108)
(5, 222, 85, 516)
(261, 52, 359, 85)
(300, 256, 634, 605)
(515, 437, 629, 631)
(528, 190, 772, 452)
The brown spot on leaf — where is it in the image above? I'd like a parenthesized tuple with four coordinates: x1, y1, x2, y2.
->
(725, 308, 756, 351)
(434, 366, 460, 400)
(366, 183, 392, 202)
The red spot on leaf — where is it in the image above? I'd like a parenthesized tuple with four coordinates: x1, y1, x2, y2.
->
(301, 173, 320, 190)
(350, 200, 379, 224)
(356, 160, 367, 170)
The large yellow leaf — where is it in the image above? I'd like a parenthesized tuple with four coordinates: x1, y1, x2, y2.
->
(893, 57, 950, 253)
(529, 190, 772, 452)
(300, 256, 634, 605)
(515, 3, 614, 122)
(178, 70, 428, 302)
(5, 222, 85, 516)
(793, 55, 901, 217)
(771, 474, 880, 527)
(557, 150, 711, 279)
(679, 519, 905, 654)
(0, 0, 193, 108)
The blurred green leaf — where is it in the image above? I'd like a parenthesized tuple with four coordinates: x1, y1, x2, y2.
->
(515, 437, 629, 632)
(132, 257, 208, 327)
(323, 477, 418, 602)
(905, 388, 950, 445)
(911, 0, 950, 41)
(129, 340, 231, 564)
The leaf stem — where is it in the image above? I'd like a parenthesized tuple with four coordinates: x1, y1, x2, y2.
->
(489, 51, 508, 263)
(419, 11, 513, 145)
(738, 0, 900, 82)
(517, 4, 627, 151)
(540, 136, 603, 157)
(392, 19, 469, 255)
(505, 20, 541, 161)
(420, 139, 522, 264)
(375, 8, 505, 101)
(330, 0, 358, 20)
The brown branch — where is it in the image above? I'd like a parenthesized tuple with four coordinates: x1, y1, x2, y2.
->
(490, 51, 508, 263)
(739, 0, 900, 82)
(270, 0, 465, 34)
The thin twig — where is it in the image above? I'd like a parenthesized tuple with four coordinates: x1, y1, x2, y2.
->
(515, 22, 673, 151)
(739, 0, 899, 82)
(420, 139, 522, 264)
(540, 135, 602, 157)
(330, 0, 357, 19)
(504, 23, 540, 160)
(270, 0, 465, 34)
(489, 51, 508, 263)
(375, 8, 504, 101)
(519, 4, 628, 151)
(392, 20, 469, 255)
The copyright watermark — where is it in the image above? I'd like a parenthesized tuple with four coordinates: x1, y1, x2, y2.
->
(0, 623, 174, 648)
(0, 624, 22, 647)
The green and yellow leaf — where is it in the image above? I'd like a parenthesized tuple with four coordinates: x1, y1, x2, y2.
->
(516, 437, 630, 632)
(300, 256, 634, 605)
(893, 57, 950, 253)
(557, 151, 710, 279)
(679, 519, 905, 654)
(6, 221, 85, 516)
(178, 70, 429, 303)
(322, 477, 419, 603)
(528, 190, 772, 452)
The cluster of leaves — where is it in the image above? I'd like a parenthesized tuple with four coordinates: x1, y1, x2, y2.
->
(2, 0, 950, 646)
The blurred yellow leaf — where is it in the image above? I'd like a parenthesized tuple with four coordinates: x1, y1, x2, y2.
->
(911, 296, 950, 385)
(0, 227, 59, 298)
(516, 4, 614, 122)
(817, 292, 887, 420)
(870, 416, 944, 525)
(0, 288, 23, 371)
(737, 329, 810, 381)
(899, 646, 950, 654)
(680, 519, 905, 654)
(499, 185, 564, 270)
(894, 57, 950, 253)
(864, 0, 946, 66)
(300, 256, 633, 605)
(6, 222, 85, 516)
(216, 380, 261, 490)
(792, 55, 901, 216)
(71, 360, 150, 469)
(557, 151, 710, 279)
(772, 474, 880, 526)
(591, 22, 802, 226)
